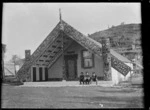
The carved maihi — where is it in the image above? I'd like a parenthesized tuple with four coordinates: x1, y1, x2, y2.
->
(16, 22, 61, 81)
(62, 20, 102, 57)
(17, 60, 32, 82)
(17, 68, 31, 82)
(102, 37, 112, 81)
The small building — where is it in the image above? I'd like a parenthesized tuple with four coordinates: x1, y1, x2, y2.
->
(4, 62, 16, 77)
(15, 58, 25, 72)
(4, 60, 25, 77)
(118, 50, 142, 61)
(17, 18, 133, 85)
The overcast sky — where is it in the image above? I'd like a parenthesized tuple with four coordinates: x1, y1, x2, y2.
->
(2, 3, 141, 61)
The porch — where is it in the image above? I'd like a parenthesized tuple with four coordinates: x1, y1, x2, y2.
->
(20, 81, 114, 87)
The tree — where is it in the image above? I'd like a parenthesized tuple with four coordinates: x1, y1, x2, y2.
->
(10, 55, 22, 75)
(2, 44, 6, 79)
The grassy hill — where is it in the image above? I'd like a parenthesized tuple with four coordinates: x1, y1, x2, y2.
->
(89, 23, 141, 49)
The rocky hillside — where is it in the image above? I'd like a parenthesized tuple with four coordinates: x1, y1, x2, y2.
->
(89, 23, 141, 49)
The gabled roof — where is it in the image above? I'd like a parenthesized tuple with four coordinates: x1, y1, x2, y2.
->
(110, 49, 131, 63)
(17, 20, 132, 81)
(133, 60, 143, 69)
(117, 49, 142, 53)
(61, 20, 102, 57)
(61, 20, 131, 76)
(4, 62, 15, 76)
(16, 22, 62, 80)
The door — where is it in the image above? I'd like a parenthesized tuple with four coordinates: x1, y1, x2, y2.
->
(32, 66, 48, 82)
(33, 67, 36, 82)
(65, 54, 77, 80)
(45, 67, 48, 81)
(39, 67, 43, 81)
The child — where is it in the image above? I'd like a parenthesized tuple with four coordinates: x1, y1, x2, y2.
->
(84, 72, 91, 84)
(91, 72, 98, 85)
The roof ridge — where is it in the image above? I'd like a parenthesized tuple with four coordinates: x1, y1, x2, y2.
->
(62, 20, 102, 46)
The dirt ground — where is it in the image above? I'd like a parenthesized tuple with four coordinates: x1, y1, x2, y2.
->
(1, 84, 144, 108)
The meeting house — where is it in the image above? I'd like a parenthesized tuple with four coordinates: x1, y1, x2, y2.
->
(16, 13, 133, 85)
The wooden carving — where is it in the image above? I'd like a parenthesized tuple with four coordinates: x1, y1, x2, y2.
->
(16, 22, 61, 81)
(102, 38, 112, 81)
(62, 20, 102, 56)
(17, 20, 131, 82)
(111, 55, 131, 76)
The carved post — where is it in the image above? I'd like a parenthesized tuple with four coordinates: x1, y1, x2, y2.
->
(102, 37, 112, 81)
(25, 50, 31, 61)
(62, 32, 66, 81)
(60, 21, 66, 81)
(24, 50, 31, 81)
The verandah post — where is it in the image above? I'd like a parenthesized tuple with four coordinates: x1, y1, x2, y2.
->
(25, 50, 31, 81)
(102, 37, 112, 81)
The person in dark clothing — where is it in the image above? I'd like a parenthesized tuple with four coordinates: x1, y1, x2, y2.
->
(79, 72, 85, 85)
(91, 72, 98, 85)
(84, 72, 91, 84)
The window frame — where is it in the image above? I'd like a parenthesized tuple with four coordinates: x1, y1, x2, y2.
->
(81, 50, 95, 69)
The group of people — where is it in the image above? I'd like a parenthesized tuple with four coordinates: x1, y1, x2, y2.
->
(79, 72, 98, 85)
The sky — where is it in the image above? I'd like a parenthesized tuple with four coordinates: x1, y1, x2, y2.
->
(2, 3, 141, 61)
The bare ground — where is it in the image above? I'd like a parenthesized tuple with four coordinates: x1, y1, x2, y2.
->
(1, 84, 144, 108)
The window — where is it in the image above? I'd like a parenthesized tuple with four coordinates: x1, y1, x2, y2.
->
(82, 50, 94, 68)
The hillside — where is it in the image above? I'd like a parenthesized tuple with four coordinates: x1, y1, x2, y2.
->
(89, 23, 141, 49)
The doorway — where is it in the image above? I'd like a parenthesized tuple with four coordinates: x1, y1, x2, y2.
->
(64, 54, 77, 80)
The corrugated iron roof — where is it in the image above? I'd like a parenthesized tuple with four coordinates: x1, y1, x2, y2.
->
(110, 49, 132, 63)
(133, 60, 143, 69)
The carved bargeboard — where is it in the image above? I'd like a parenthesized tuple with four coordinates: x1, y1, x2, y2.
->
(16, 22, 61, 81)
(111, 55, 131, 76)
